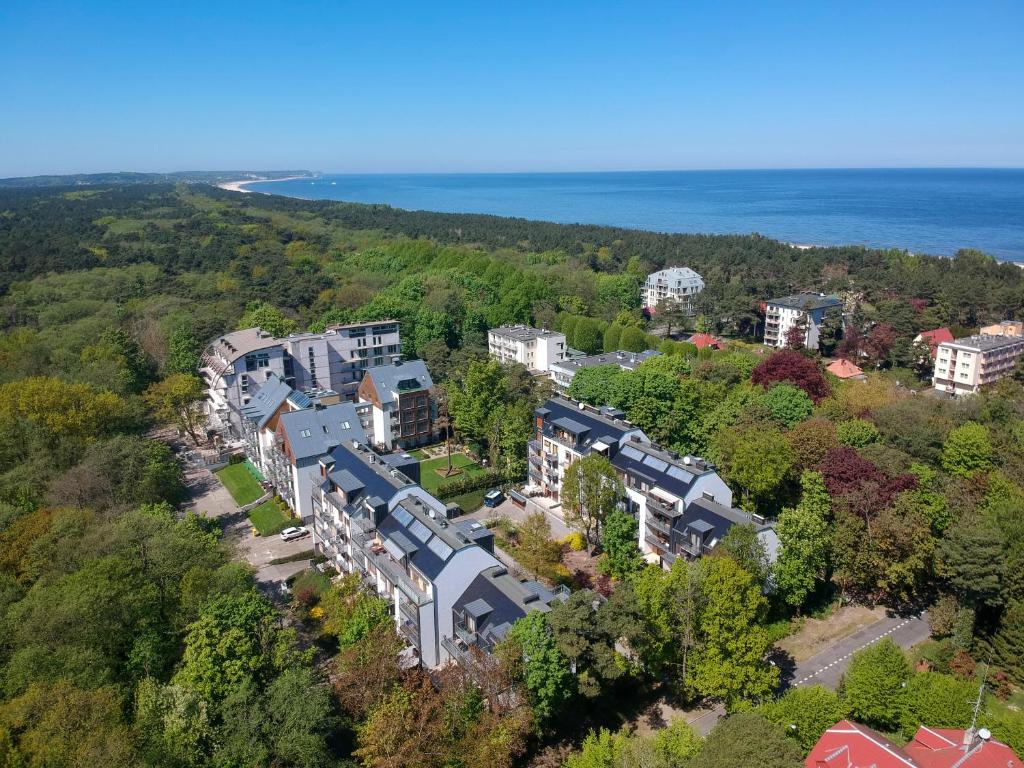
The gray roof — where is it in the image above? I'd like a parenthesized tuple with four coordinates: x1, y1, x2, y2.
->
(550, 349, 660, 375)
(538, 397, 639, 452)
(489, 325, 564, 342)
(279, 403, 366, 460)
(363, 359, 433, 404)
(208, 327, 282, 365)
(453, 565, 553, 647)
(944, 333, 1024, 353)
(681, 497, 770, 546)
(767, 292, 842, 312)
(377, 496, 468, 580)
(324, 440, 409, 505)
(612, 441, 714, 499)
(239, 374, 293, 428)
(463, 598, 493, 618)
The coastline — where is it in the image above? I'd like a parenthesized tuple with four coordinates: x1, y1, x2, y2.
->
(217, 175, 310, 193)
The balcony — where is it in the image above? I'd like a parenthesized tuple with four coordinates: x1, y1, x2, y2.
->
(528, 439, 542, 452)
(644, 531, 671, 552)
(398, 620, 420, 648)
(399, 599, 419, 623)
(529, 455, 542, 467)
(646, 493, 679, 517)
(454, 623, 478, 647)
(646, 515, 672, 537)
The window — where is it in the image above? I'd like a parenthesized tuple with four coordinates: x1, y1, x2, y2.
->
(240, 374, 249, 393)
(300, 429, 312, 438)
(340, 420, 351, 429)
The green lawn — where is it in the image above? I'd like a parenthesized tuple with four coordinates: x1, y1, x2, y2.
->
(445, 488, 488, 515)
(406, 448, 430, 460)
(247, 498, 292, 536)
(215, 462, 264, 505)
(418, 453, 488, 494)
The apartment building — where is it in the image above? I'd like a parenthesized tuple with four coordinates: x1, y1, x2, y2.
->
(932, 332, 1024, 396)
(979, 319, 1024, 337)
(548, 349, 660, 392)
(763, 292, 842, 350)
(311, 441, 558, 667)
(527, 398, 648, 501)
(487, 325, 567, 373)
(357, 359, 436, 450)
(238, 373, 294, 474)
(267, 402, 367, 520)
(642, 267, 704, 313)
(529, 397, 771, 568)
(200, 320, 401, 438)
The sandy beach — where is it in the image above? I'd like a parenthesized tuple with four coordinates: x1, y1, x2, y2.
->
(217, 175, 309, 193)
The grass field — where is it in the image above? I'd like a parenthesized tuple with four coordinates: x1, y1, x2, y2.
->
(418, 453, 488, 494)
(247, 498, 292, 536)
(215, 462, 264, 505)
(445, 488, 488, 514)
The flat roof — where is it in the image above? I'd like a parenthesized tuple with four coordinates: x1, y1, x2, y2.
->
(489, 324, 564, 342)
(767, 292, 842, 312)
(550, 349, 660, 374)
(943, 333, 1024, 352)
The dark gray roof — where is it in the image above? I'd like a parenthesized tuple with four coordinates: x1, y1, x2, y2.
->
(453, 566, 551, 647)
(612, 441, 712, 499)
(324, 440, 408, 505)
(377, 496, 465, 580)
(679, 497, 768, 546)
(280, 403, 366, 460)
(363, 359, 433, 404)
(239, 374, 293, 428)
(538, 397, 638, 451)
(463, 598, 493, 618)
(767, 292, 842, 312)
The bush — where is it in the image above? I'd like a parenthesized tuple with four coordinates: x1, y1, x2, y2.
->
(837, 419, 880, 448)
(229, 453, 246, 465)
(560, 532, 586, 551)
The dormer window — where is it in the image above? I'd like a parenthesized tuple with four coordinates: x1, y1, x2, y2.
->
(300, 429, 312, 438)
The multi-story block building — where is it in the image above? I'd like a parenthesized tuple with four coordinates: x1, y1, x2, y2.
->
(979, 320, 1024, 338)
(238, 373, 294, 474)
(643, 267, 704, 313)
(268, 402, 367, 520)
(549, 350, 660, 393)
(200, 320, 400, 438)
(529, 397, 773, 568)
(763, 292, 842, 350)
(527, 398, 648, 501)
(487, 325, 567, 373)
(932, 332, 1024, 396)
(312, 441, 559, 667)
(357, 359, 436, 450)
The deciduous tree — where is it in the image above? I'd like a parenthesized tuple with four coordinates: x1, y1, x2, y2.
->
(143, 373, 207, 445)
(839, 638, 911, 731)
(562, 453, 623, 552)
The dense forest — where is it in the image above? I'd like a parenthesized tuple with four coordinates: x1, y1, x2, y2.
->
(1, 182, 1024, 767)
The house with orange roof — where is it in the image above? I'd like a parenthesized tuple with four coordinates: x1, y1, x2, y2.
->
(914, 327, 954, 359)
(687, 332, 724, 350)
(826, 358, 866, 380)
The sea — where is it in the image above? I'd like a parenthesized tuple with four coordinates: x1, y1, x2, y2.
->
(246, 169, 1024, 261)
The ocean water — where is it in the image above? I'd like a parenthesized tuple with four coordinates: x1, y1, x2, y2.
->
(247, 169, 1024, 260)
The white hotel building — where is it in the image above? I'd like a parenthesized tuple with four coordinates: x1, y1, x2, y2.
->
(643, 267, 705, 313)
(487, 325, 567, 373)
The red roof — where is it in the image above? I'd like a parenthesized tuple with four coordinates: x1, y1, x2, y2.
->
(905, 727, 1021, 768)
(807, 720, 918, 768)
(807, 722, 1022, 768)
(688, 333, 722, 350)
(826, 358, 864, 379)
(916, 328, 954, 359)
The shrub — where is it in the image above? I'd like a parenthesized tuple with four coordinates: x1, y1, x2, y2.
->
(561, 531, 586, 551)
(837, 419, 880, 448)
(229, 453, 246, 465)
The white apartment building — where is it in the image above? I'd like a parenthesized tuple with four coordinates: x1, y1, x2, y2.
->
(529, 397, 772, 569)
(643, 267, 705, 313)
(933, 333, 1024, 396)
(763, 292, 842, 350)
(200, 320, 400, 438)
(549, 349, 660, 392)
(312, 441, 561, 667)
(487, 325, 567, 373)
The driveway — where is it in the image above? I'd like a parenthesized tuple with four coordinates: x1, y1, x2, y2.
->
(464, 495, 571, 539)
(180, 456, 313, 592)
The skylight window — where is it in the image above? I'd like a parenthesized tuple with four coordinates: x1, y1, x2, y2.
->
(300, 429, 312, 438)
(408, 519, 432, 543)
(392, 506, 414, 527)
(426, 537, 453, 560)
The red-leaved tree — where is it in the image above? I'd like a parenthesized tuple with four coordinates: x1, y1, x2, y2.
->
(816, 446, 917, 518)
(751, 350, 831, 403)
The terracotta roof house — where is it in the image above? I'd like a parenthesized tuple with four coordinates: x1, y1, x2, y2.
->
(826, 358, 866, 380)
(807, 721, 1021, 768)
(914, 328, 954, 359)
(904, 726, 1020, 768)
(806, 720, 917, 768)
(688, 333, 724, 350)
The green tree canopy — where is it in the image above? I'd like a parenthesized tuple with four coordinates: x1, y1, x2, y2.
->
(839, 638, 911, 731)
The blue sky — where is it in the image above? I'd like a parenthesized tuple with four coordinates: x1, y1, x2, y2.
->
(1, 1, 1022, 175)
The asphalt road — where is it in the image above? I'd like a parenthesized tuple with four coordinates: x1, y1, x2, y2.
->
(788, 612, 931, 689)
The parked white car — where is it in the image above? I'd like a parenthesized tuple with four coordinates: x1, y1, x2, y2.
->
(279, 526, 309, 542)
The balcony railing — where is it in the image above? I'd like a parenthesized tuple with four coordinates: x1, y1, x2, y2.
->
(454, 623, 478, 647)
(644, 531, 671, 552)
(399, 620, 420, 648)
(646, 515, 672, 537)
(646, 493, 679, 517)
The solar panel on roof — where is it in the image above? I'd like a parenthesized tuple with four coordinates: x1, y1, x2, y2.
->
(620, 445, 645, 461)
(392, 507, 413, 527)
(408, 519, 432, 543)
(666, 465, 692, 481)
(643, 455, 668, 473)
(426, 537, 453, 560)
